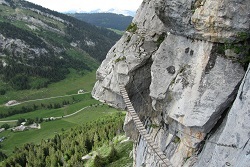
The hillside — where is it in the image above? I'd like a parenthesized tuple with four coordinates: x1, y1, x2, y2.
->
(0, 0, 120, 91)
(68, 13, 133, 31)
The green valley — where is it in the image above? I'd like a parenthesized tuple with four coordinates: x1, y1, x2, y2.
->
(0, 0, 133, 166)
(0, 67, 132, 166)
(0, 0, 120, 93)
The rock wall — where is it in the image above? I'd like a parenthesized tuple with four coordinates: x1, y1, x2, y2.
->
(92, 0, 250, 166)
(195, 65, 250, 167)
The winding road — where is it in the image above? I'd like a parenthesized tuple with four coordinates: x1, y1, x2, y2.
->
(5, 92, 90, 106)
(0, 92, 95, 123)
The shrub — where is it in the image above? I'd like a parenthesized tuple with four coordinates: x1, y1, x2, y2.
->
(1, 123, 10, 130)
(156, 33, 165, 47)
(0, 151, 7, 161)
(126, 23, 137, 33)
(173, 136, 180, 144)
(0, 89, 6, 95)
(93, 154, 107, 167)
(107, 144, 119, 162)
(115, 56, 126, 63)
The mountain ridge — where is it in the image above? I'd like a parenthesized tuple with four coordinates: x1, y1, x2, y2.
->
(0, 0, 120, 91)
(66, 9, 136, 17)
(68, 13, 133, 31)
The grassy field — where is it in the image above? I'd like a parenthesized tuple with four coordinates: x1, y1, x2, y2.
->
(0, 69, 97, 105)
(107, 28, 124, 36)
(0, 121, 16, 128)
(0, 70, 123, 156)
(0, 68, 131, 166)
(0, 105, 124, 156)
(0, 93, 99, 121)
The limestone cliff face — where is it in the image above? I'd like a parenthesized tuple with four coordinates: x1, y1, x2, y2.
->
(92, 0, 250, 166)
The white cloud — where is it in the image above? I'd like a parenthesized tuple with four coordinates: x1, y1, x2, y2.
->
(26, 0, 143, 13)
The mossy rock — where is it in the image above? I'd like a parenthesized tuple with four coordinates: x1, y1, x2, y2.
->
(126, 23, 137, 33)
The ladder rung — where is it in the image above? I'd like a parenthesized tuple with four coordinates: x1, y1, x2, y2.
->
(133, 117, 140, 121)
(119, 85, 173, 167)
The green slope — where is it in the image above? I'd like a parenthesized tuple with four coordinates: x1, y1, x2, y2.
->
(0, 0, 120, 92)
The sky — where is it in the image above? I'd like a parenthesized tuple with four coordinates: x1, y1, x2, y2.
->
(26, 0, 143, 15)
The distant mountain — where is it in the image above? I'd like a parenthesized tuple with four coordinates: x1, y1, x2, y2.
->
(0, 0, 120, 91)
(66, 9, 136, 17)
(106, 9, 136, 17)
(68, 13, 133, 31)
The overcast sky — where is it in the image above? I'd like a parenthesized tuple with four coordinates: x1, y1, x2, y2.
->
(26, 0, 143, 14)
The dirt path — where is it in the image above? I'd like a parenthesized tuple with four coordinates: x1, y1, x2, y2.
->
(43, 104, 100, 120)
(5, 92, 90, 106)
(0, 120, 18, 123)
(0, 103, 101, 123)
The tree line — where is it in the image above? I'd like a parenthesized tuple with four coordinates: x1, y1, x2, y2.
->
(2, 112, 125, 166)
(0, 22, 47, 49)
(0, 49, 92, 90)
(0, 96, 85, 118)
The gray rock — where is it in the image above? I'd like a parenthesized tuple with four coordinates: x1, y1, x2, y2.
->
(195, 64, 250, 167)
(92, 0, 250, 166)
(155, 0, 250, 42)
(81, 154, 92, 161)
(151, 34, 244, 133)
(0, 33, 48, 61)
(92, 0, 166, 109)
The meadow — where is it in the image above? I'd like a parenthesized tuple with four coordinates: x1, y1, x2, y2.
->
(0, 105, 123, 156)
(0, 69, 96, 105)
(0, 93, 99, 120)
(0, 71, 126, 156)
(0, 70, 98, 119)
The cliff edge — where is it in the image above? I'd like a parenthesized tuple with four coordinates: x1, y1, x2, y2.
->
(92, 0, 250, 166)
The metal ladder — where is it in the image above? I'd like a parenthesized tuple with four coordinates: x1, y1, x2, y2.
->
(119, 85, 173, 167)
